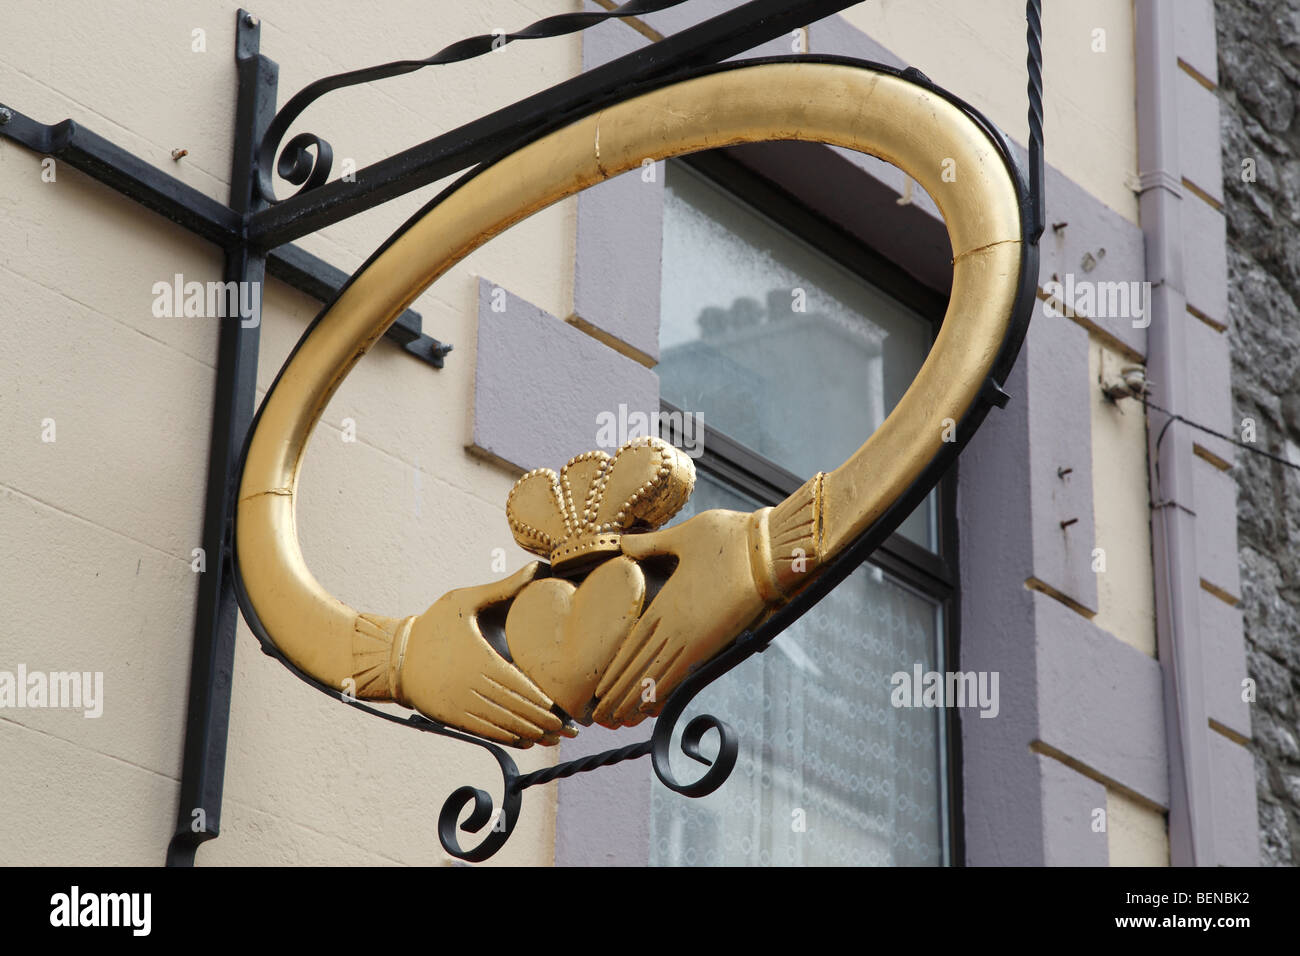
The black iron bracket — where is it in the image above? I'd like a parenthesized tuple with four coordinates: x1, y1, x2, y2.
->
(163, 11, 272, 866)
(165, 12, 282, 867)
(243, 0, 859, 248)
(0, 103, 451, 369)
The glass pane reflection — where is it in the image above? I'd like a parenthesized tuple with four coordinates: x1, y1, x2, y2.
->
(649, 473, 944, 866)
(658, 160, 937, 550)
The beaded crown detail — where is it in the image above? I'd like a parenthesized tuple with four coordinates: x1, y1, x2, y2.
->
(506, 436, 696, 572)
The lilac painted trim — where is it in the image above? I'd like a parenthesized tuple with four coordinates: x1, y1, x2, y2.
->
(471, 278, 659, 473)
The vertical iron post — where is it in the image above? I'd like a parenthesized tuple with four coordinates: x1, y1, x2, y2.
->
(166, 11, 276, 866)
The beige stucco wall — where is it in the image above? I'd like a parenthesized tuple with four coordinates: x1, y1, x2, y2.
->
(1089, 333, 1166, 864)
(1090, 337, 1158, 657)
(1107, 788, 1169, 866)
(0, 0, 582, 866)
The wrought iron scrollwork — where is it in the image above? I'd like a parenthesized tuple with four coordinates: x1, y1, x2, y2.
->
(421, 644, 750, 861)
(425, 628, 769, 863)
(648, 642, 749, 798)
(253, 0, 691, 203)
(435, 735, 658, 862)
(430, 679, 742, 860)
(272, 132, 333, 196)
(653, 714, 739, 798)
(434, 741, 523, 863)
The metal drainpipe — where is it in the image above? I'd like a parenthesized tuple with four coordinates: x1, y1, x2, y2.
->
(1135, 0, 1215, 866)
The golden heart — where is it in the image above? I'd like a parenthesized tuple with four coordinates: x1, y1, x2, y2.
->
(504, 556, 646, 722)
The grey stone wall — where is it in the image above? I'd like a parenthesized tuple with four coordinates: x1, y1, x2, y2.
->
(1216, 0, 1300, 867)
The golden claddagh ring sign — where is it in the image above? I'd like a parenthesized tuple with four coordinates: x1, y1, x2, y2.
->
(232, 58, 1037, 857)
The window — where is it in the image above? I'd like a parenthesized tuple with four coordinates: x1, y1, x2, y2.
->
(651, 152, 958, 866)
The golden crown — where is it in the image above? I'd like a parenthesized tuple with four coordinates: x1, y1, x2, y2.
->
(506, 436, 696, 572)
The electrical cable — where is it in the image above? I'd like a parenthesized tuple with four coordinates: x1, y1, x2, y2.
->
(1141, 395, 1299, 472)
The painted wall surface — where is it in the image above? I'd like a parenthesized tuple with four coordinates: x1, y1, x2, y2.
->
(1090, 338, 1158, 657)
(0, 0, 585, 866)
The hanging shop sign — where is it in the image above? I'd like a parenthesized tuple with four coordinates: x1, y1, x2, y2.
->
(235, 60, 1040, 858)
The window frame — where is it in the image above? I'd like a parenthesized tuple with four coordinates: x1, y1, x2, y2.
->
(659, 147, 964, 866)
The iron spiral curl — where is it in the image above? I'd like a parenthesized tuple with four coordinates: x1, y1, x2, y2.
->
(436, 768, 523, 863)
(254, 0, 690, 203)
(649, 644, 746, 798)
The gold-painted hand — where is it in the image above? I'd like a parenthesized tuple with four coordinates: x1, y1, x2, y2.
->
(591, 509, 771, 727)
(399, 563, 567, 747)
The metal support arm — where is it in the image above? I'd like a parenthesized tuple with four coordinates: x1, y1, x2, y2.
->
(244, 0, 862, 249)
(0, 106, 450, 368)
